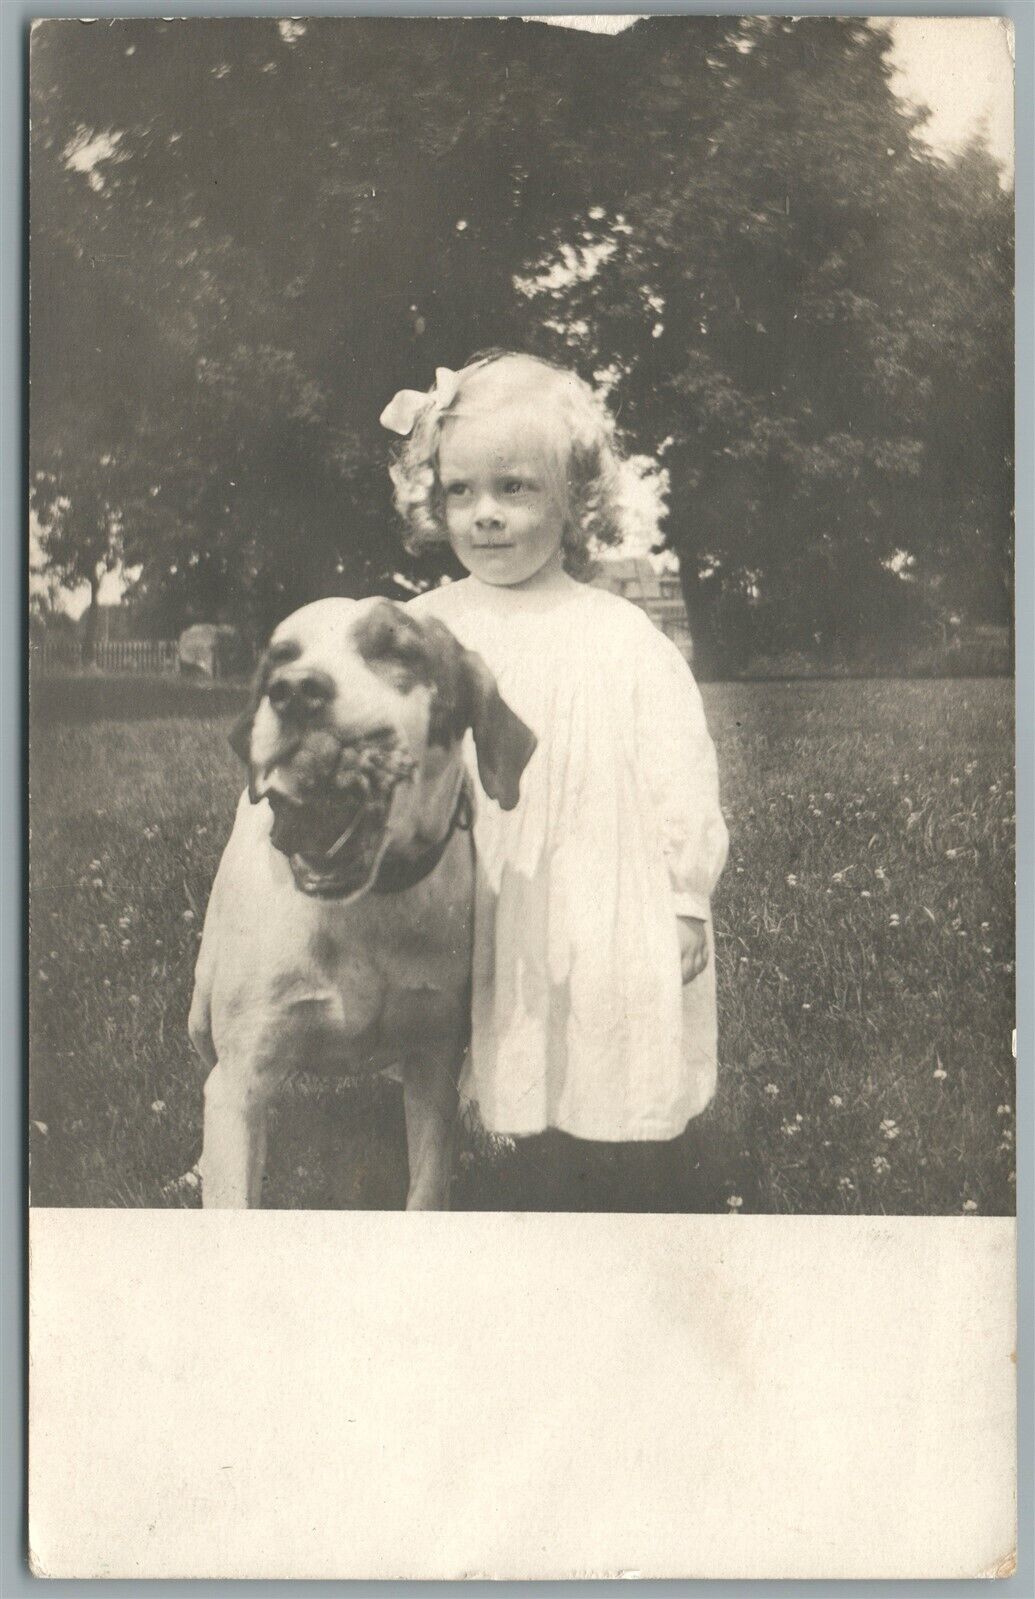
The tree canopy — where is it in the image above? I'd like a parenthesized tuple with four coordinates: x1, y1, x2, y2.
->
(30, 16, 1013, 667)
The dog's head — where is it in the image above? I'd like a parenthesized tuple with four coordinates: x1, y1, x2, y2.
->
(230, 598, 536, 900)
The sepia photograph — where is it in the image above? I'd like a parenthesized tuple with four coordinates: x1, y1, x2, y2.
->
(22, 11, 1023, 1583)
(29, 14, 1015, 1220)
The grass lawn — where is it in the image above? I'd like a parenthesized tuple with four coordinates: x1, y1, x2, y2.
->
(29, 675, 1015, 1213)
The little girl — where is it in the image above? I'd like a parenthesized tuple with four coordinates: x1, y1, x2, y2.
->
(381, 352, 728, 1203)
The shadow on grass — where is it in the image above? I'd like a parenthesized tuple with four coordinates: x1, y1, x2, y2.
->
(31, 674, 250, 725)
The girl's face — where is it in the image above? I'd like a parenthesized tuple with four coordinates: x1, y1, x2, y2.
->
(437, 412, 566, 588)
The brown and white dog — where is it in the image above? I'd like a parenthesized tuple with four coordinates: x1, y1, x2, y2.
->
(188, 597, 536, 1209)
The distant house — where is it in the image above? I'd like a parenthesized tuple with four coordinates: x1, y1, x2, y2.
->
(591, 555, 693, 658)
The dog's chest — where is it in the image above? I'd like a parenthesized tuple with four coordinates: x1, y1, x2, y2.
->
(274, 904, 469, 1075)
(206, 816, 473, 1073)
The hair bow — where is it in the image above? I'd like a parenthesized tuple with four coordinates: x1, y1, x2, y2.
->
(379, 367, 461, 436)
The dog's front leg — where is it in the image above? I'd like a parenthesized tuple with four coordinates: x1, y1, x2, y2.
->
(200, 1059, 273, 1208)
(402, 1058, 460, 1211)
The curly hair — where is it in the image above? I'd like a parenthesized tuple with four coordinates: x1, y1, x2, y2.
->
(387, 350, 634, 580)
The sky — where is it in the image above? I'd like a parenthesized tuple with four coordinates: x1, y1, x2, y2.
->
(883, 17, 1013, 176)
(36, 14, 1015, 612)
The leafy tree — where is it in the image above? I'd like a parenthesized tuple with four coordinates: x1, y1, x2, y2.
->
(525, 17, 1012, 671)
(30, 17, 1012, 667)
(31, 453, 137, 663)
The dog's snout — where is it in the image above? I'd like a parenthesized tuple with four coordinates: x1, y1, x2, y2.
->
(267, 670, 335, 720)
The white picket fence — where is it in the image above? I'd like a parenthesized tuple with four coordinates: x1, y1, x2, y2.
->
(32, 637, 181, 675)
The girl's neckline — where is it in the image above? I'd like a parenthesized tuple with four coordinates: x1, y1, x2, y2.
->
(463, 567, 582, 608)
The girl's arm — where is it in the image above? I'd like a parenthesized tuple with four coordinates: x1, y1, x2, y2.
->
(635, 626, 729, 922)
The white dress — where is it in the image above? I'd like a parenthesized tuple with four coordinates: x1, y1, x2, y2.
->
(410, 570, 729, 1141)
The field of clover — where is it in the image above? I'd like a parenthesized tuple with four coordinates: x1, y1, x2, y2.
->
(29, 674, 1014, 1213)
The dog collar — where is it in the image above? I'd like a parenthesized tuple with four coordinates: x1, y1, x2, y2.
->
(370, 776, 473, 896)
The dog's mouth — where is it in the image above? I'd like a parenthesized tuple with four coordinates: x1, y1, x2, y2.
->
(265, 738, 415, 900)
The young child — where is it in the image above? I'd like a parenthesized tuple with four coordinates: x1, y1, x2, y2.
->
(381, 352, 728, 1205)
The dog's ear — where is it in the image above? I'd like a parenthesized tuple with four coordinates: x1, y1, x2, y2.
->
(228, 650, 268, 765)
(229, 638, 302, 771)
(360, 607, 537, 809)
(408, 616, 537, 809)
(458, 646, 537, 812)
(229, 637, 305, 767)
(228, 703, 255, 764)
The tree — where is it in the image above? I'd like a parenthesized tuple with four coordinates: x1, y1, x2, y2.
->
(31, 454, 134, 664)
(30, 17, 1012, 667)
(906, 137, 1014, 645)
(523, 17, 1012, 671)
(30, 18, 636, 632)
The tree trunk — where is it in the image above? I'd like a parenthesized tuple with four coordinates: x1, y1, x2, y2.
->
(81, 573, 101, 670)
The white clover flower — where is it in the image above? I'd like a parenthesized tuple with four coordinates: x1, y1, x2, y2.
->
(996, 1104, 1012, 1117)
(786, 873, 798, 886)
(726, 1195, 743, 1210)
(829, 1094, 843, 1108)
(962, 1199, 978, 1213)
(880, 1119, 900, 1140)
(872, 1155, 890, 1174)
(764, 1083, 779, 1098)
(151, 1099, 166, 1114)
(933, 1067, 947, 1080)
(837, 1176, 855, 1191)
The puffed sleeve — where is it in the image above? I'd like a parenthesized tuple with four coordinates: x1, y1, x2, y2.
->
(633, 620, 729, 920)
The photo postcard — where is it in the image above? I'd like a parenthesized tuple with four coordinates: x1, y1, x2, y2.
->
(27, 12, 1017, 1579)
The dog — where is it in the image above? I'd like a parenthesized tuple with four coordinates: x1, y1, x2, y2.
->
(188, 596, 536, 1209)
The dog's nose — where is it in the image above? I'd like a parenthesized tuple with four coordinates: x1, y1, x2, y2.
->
(267, 670, 335, 721)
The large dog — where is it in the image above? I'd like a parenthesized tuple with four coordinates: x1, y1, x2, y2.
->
(188, 597, 536, 1209)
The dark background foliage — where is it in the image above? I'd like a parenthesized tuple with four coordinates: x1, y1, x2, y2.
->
(29, 16, 1013, 672)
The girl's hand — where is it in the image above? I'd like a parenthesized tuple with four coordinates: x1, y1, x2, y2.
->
(676, 916, 708, 983)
